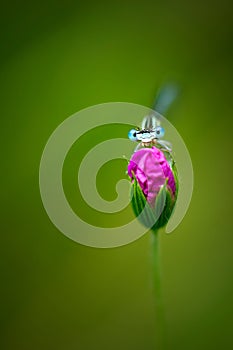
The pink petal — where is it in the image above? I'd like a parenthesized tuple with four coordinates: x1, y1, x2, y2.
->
(128, 147, 176, 207)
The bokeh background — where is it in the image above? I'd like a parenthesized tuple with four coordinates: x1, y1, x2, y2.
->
(1, 0, 233, 349)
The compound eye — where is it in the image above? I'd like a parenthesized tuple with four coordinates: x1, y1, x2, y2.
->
(128, 129, 138, 142)
(155, 126, 165, 138)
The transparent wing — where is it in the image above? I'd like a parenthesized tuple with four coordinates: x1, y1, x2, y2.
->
(153, 83, 180, 115)
(141, 83, 180, 131)
(141, 114, 158, 130)
(156, 140, 172, 152)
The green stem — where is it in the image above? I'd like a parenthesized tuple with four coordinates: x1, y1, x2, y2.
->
(151, 230, 165, 350)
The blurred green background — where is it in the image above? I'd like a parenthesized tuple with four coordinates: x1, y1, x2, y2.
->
(1, 0, 233, 349)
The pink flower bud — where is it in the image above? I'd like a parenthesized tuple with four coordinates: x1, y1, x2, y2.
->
(128, 146, 178, 230)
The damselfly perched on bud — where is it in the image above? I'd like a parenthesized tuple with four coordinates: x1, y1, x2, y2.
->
(127, 84, 179, 232)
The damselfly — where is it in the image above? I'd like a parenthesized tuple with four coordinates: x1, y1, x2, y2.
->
(128, 83, 179, 153)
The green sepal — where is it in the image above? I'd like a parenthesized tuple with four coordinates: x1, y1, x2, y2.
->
(130, 174, 153, 228)
(172, 164, 179, 199)
(152, 181, 175, 231)
(130, 176, 177, 233)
